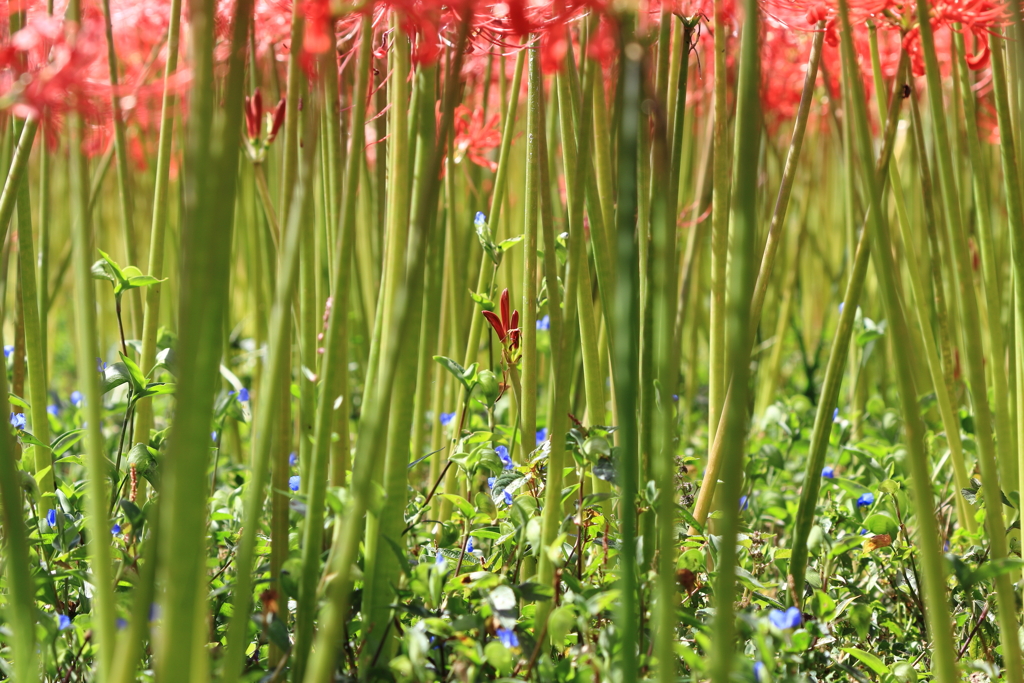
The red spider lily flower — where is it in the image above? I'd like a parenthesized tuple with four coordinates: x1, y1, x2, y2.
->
(453, 104, 501, 171)
(482, 288, 521, 352)
(244, 88, 264, 141)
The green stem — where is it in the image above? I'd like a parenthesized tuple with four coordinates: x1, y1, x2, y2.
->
(301, 18, 468, 683)
(100, 0, 143, 337)
(708, 0, 758, 676)
(612, 19, 642, 681)
(154, 0, 252, 674)
(0, 329, 36, 681)
(787, 51, 908, 606)
(12, 121, 52, 503)
(842, 4, 961, 682)
(133, 0, 182, 469)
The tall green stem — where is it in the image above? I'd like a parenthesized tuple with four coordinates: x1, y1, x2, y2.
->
(708, 0, 758, 676)
(155, 0, 252, 675)
(842, 4, 961, 681)
(289, 15, 372, 680)
(134, 0, 182, 462)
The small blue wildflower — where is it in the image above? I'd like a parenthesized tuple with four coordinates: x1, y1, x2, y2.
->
(288, 476, 301, 492)
(821, 466, 835, 479)
(860, 529, 870, 536)
(496, 628, 519, 649)
(536, 427, 548, 447)
(111, 523, 122, 535)
(944, 540, 950, 552)
(3, 345, 13, 359)
(238, 387, 250, 402)
(435, 552, 447, 568)
(46, 509, 56, 527)
(96, 358, 107, 373)
(768, 606, 802, 630)
(839, 302, 845, 314)
(497, 445, 512, 470)
(57, 614, 71, 631)
(70, 391, 83, 406)
(10, 413, 25, 430)
(487, 477, 496, 489)
(857, 492, 875, 507)
(211, 431, 218, 442)
(739, 495, 749, 511)
(504, 490, 513, 506)
(475, 212, 487, 228)
(289, 452, 298, 467)
(47, 404, 59, 417)
(536, 315, 550, 331)
(672, 394, 679, 402)
(754, 661, 767, 683)
(116, 618, 128, 630)
(440, 412, 456, 427)
(466, 538, 474, 553)
(833, 408, 840, 422)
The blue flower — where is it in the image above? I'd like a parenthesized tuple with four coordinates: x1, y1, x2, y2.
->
(211, 431, 218, 442)
(839, 302, 845, 314)
(238, 387, 250, 402)
(833, 408, 840, 422)
(857, 492, 875, 507)
(70, 391, 83, 406)
(96, 358, 107, 373)
(672, 394, 679, 402)
(440, 412, 456, 427)
(46, 509, 56, 527)
(289, 452, 298, 467)
(536, 427, 548, 447)
(497, 628, 519, 648)
(435, 552, 447, 568)
(754, 661, 766, 683)
(740, 495, 749, 511)
(769, 606, 802, 630)
(3, 345, 13, 359)
(536, 315, 550, 331)
(860, 529, 870, 536)
(10, 413, 25, 430)
(57, 614, 71, 631)
(47, 404, 59, 417)
(474, 212, 487, 228)
(497, 445, 512, 470)
(466, 538, 474, 553)
(487, 477, 496, 489)
(503, 490, 513, 506)
(289, 476, 301, 492)
(821, 466, 835, 479)
(116, 618, 128, 630)
(111, 523, 122, 535)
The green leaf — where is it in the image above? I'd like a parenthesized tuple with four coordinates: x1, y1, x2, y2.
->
(439, 494, 475, 520)
(51, 429, 86, 457)
(863, 512, 899, 538)
(136, 383, 176, 400)
(126, 275, 166, 289)
(8, 394, 29, 411)
(18, 431, 47, 448)
(101, 363, 132, 394)
(842, 647, 890, 676)
(119, 352, 147, 393)
(127, 442, 161, 487)
(969, 558, 1024, 585)
(434, 356, 471, 390)
(497, 235, 524, 252)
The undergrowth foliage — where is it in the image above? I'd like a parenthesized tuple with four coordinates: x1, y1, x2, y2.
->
(0, 0, 1023, 681)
